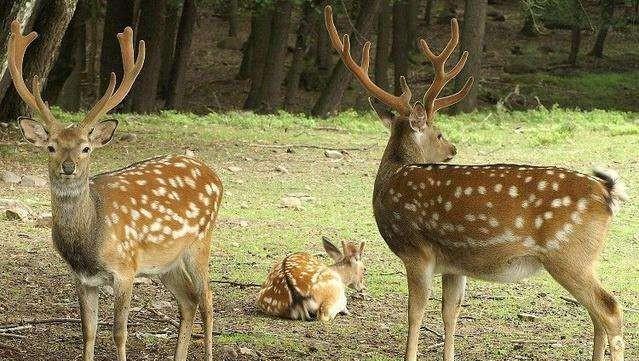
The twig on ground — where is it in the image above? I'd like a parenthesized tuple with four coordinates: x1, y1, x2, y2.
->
(147, 308, 180, 328)
(210, 280, 261, 288)
(0, 332, 25, 339)
(560, 296, 579, 305)
(246, 143, 375, 152)
(623, 307, 639, 314)
(511, 339, 561, 344)
(0, 325, 32, 333)
(420, 325, 443, 339)
(425, 342, 444, 351)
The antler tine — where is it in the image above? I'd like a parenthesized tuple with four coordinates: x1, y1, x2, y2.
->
(420, 18, 473, 121)
(80, 27, 145, 129)
(7, 20, 58, 129)
(324, 5, 412, 116)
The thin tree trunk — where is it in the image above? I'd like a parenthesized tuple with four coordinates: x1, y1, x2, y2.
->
(311, 0, 383, 117)
(589, 0, 614, 58)
(424, 0, 434, 26)
(453, 0, 486, 113)
(315, 0, 331, 78)
(100, 0, 132, 96)
(568, 25, 581, 65)
(130, 0, 166, 113)
(237, 28, 253, 80)
(166, 0, 197, 109)
(0, 0, 40, 105)
(0, 0, 78, 122)
(243, 4, 272, 109)
(254, 0, 294, 113)
(392, 0, 409, 96)
(407, 0, 419, 46)
(374, 1, 391, 92)
(228, 0, 239, 37)
(159, 1, 180, 99)
(284, 2, 312, 110)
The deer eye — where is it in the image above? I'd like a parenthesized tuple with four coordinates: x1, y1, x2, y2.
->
(47, 145, 55, 153)
(82, 146, 90, 153)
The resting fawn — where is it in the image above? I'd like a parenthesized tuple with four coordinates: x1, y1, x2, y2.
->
(325, 6, 627, 361)
(257, 237, 365, 321)
(8, 21, 222, 360)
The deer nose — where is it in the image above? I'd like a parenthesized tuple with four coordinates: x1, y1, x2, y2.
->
(61, 159, 75, 175)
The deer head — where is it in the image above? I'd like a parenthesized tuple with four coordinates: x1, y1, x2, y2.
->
(8, 20, 145, 186)
(322, 236, 366, 291)
(324, 6, 473, 165)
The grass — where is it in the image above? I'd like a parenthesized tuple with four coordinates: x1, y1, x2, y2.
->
(0, 107, 637, 360)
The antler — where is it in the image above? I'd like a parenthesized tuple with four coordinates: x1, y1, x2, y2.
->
(419, 18, 474, 121)
(324, 6, 412, 116)
(7, 20, 59, 129)
(79, 27, 145, 129)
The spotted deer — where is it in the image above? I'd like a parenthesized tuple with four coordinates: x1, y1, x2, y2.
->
(325, 6, 627, 361)
(8, 21, 222, 361)
(256, 237, 365, 321)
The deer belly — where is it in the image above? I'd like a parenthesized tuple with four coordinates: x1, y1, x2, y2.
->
(438, 254, 543, 283)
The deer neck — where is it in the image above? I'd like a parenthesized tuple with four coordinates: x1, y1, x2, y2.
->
(374, 125, 425, 200)
(49, 170, 106, 276)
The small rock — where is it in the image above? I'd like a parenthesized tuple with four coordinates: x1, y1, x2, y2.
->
(184, 149, 196, 157)
(20, 175, 47, 188)
(2, 200, 34, 221)
(1, 170, 21, 184)
(118, 133, 137, 142)
(324, 149, 344, 159)
(517, 312, 539, 322)
(240, 202, 249, 209)
(221, 345, 238, 358)
(227, 166, 242, 173)
(35, 212, 52, 228)
(275, 165, 289, 173)
(238, 346, 257, 357)
(281, 196, 303, 210)
(134, 277, 153, 285)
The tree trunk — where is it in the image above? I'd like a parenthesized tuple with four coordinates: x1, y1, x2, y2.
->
(407, 0, 419, 46)
(100, 0, 132, 97)
(311, 0, 383, 117)
(589, 0, 614, 58)
(253, 0, 294, 113)
(374, 1, 392, 92)
(392, 0, 409, 96)
(237, 28, 253, 80)
(228, 0, 239, 37)
(129, 0, 166, 113)
(165, 0, 197, 110)
(568, 25, 581, 65)
(0, 0, 40, 105)
(314, 0, 331, 78)
(284, 2, 312, 110)
(0, 0, 77, 122)
(159, 1, 180, 99)
(424, 0, 435, 26)
(453, 0, 486, 113)
(243, 4, 272, 109)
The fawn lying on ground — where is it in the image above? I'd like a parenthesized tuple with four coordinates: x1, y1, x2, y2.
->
(257, 237, 365, 321)
(8, 21, 222, 360)
(324, 5, 627, 361)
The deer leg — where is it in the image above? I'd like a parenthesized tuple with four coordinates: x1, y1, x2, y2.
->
(403, 257, 434, 361)
(76, 282, 99, 361)
(545, 264, 624, 361)
(112, 276, 133, 361)
(161, 266, 198, 361)
(441, 274, 466, 361)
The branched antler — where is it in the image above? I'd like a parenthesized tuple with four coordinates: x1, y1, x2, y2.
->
(324, 6, 412, 116)
(419, 18, 474, 121)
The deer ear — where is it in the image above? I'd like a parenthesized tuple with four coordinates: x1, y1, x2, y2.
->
(19, 117, 49, 147)
(88, 119, 118, 147)
(322, 236, 342, 261)
(409, 102, 429, 131)
(369, 97, 393, 128)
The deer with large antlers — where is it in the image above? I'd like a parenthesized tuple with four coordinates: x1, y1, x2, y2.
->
(325, 6, 626, 361)
(8, 21, 221, 360)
